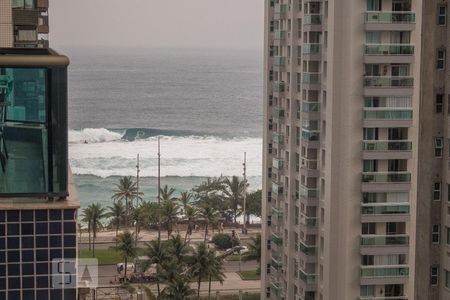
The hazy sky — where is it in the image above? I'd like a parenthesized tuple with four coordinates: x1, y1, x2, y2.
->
(49, 0, 264, 49)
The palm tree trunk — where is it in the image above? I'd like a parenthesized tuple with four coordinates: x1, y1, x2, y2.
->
(197, 274, 202, 298)
(88, 222, 91, 251)
(92, 227, 96, 258)
(135, 222, 138, 241)
(156, 279, 161, 297)
(185, 222, 190, 242)
(115, 224, 119, 247)
(124, 257, 127, 282)
(125, 196, 128, 228)
(208, 275, 212, 299)
(204, 224, 208, 243)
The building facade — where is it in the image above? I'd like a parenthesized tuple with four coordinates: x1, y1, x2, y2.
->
(260, 0, 437, 299)
(0, 0, 49, 48)
(0, 49, 79, 300)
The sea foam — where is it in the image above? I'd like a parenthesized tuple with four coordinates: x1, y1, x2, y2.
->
(68, 128, 262, 178)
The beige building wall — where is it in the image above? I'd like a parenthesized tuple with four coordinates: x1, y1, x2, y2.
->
(0, 0, 13, 47)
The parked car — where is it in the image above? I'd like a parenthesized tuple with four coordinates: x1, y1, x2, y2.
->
(224, 245, 249, 255)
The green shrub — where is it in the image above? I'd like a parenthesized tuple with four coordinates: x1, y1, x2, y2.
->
(211, 233, 240, 250)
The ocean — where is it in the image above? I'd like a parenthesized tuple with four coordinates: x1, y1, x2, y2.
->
(64, 47, 263, 209)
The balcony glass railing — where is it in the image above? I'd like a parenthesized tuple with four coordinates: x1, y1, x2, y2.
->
(300, 214, 318, 227)
(272, 132, 284, 144)
(365, 44, 414, 55)
(361, 204, 410, 215)
(365, 11, 416, 24)
(271, 256, 283, 271)
(362, 140, 412, 151)
(274, 3, 289, 14)
(300, 186, 319, 199)
(299, 241, 317, 255)
(363, 110, 412, 120)
(273, 56, 287, 66)
(301, 158, 318, 170)
(359, 297, 408, 300)
(298, 270, 317, 284)
(302, 101, 320, 112)
(272, 158, 284, 170)
(272, 82, 286, 92)
(361, 172, 411, 183)
(271, 233, 283, 246)
(272, 182, 283, 195)
(271, 206, 283, 220)
(364, 77, 413, 88)
(304, 14, 322, 25)
(360, 234, 409, 246)
(302, 72, 321, 84)
(303, 43, 321, 54)
(274, 30, 287, 40)
(272, 107, 285, 118)
(301, 130, 320, 141)
(360, 266, 409, 277)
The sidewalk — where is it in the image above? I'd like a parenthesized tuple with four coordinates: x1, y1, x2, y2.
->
(79, 227, 261, 244)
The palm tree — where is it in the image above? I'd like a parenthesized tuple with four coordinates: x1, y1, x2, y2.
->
(116, 231, 137, 282)
(131, 205, 148, 241)
(112, 176, 142, 227)
(198, 204, 219, 242)
(161, 274, 195, 300)
(107, 200, 125, 246)
(89, 203, 107, 257)
(160, 185, 177, 201)
(178, 191, 192, 212)
(191, 242, 209, 298)
(144, 239, 168, 297)
(223, 176, 247, 224)
(206, 250, 225, 298)
(161, 200, 180, 237)
(81, 206, 94, 251)
(184, 205, 197, 242)
(167, 234, 190, 264)
(242, 233, 262, 274)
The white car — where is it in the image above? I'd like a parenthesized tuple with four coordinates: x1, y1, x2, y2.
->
(225, 245, 249, 255)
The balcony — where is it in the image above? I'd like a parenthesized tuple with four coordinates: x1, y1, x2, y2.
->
(274, 30, 287, 40)
(272, 182, 283, 195)
(360, 234, 409, 246)
(274, 3, 289, 20)
(364, 77, 413, 88)
(300, 186, 319, 200)
(300, 213, 318, 228)
(272, 157, 284, 170)
(303, 14, 322, 25)
(362, 140, 412, 159)
(362, 172, 411, 183)
(361, 266, 409, 278)
(365, 11, 416, 31)
(298, 269, 317, 285)
(299, 241, 317, 256)
(273, 56, 289, 67)
(271, 232, 283, 246)
(272, 107, 285, 119)
(272, 81, 286, 93)
(364, 44, 414, 64)
(300, 158, 319, 177)
(302, 101, 320, 112)
(301, 129, 320, 142)
(272, 132, 284, 144)
(359, 297, 408, 300)
(302, 72, 321, 85)
(271, 256, 283, 271)
(363, 109, 412, 127)
(271, 206, 283, 221)
(361, 204, 410, 215)
(303, 43, 321, 55)
(271, 282, 284, 297)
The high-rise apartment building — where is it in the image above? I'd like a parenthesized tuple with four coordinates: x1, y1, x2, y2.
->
(259, 0, 449, 298)
(0, 0, 49, 48)
(0, 48, 78, 300)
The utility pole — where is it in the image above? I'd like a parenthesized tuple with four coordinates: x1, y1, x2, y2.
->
(136, 153, 140, 204)
(157, 137, 161, 241)
(242, 152, 247, 234)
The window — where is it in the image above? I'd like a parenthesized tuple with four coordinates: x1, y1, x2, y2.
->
(436, 94, 444, 113)
(432, 225, 441, 244)
(446, 270, 450, 289)
(435, 137, 443, 157)
(360, 285, 375, 297)
(431, 266, 439, 286)
(434, 182, 442, 201)
(437, 49, 446, 69)
(446, 227, 450, 245)
(362, 223, 376, 234)
(438, 6, 447, 25)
